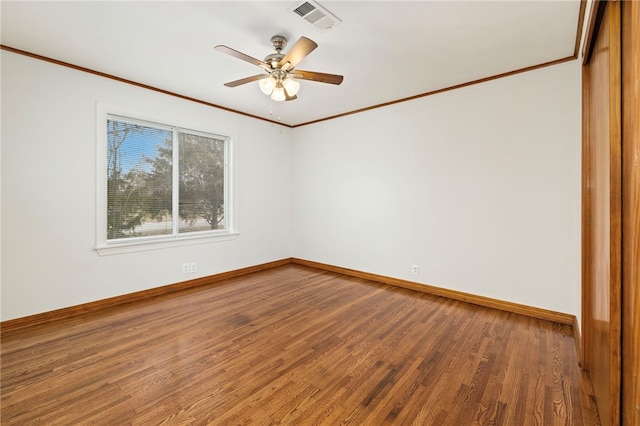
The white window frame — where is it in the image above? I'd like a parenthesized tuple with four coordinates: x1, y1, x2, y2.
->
(95, 104, 237, 255)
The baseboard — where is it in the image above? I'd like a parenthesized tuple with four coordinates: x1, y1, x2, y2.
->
(573, 315, 584, 367)
(0, 258, 291, 335)
(2, 257, 579, 338)
(291, 258, 576, 326)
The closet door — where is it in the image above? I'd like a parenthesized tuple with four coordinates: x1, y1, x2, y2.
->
(581, 1, 621, 425)
(621, 1, 640, 424)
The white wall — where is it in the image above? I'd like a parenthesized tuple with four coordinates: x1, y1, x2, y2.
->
(1, 51, 292, 321)
(291, 60, 582, 316)
(1, 51, 582, 322)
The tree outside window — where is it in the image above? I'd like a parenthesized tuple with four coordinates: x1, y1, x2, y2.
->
(106, 116, 228, 241)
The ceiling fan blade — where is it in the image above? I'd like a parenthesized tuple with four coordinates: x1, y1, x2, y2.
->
(223, 74, 267, 88)
(215, 45, 271, 71)
(278, 37, 318, 70)
(292, 70, 344, 85)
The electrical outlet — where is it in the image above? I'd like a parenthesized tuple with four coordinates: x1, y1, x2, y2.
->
(182, 263, 190, 274)
(411, 264, 419, 275)
(190, 262, 197, 273)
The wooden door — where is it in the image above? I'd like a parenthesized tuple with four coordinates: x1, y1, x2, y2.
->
(621, 1, 640, 424)
(582, 2, 622, 425)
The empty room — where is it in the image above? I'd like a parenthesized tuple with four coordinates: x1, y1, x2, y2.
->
(1, 1, 638, 425)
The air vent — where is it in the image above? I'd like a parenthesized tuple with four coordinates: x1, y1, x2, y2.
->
(289, 1, 341, 32)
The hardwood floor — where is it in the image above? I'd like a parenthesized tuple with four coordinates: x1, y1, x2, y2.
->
(1, 265, 600, 425)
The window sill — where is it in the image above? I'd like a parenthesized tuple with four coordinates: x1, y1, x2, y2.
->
(95, 232, 239, 256)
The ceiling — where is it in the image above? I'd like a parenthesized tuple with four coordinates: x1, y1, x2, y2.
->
(1, 1, 581, 127)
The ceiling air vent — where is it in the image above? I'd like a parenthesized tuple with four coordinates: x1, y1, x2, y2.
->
(289, 1, 341, 32)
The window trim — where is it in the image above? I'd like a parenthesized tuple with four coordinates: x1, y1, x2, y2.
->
(95, 103, 237, 256)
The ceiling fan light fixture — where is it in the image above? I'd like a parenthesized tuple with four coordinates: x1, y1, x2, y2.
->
(259, 76, 277, 95)
(271, 82, 286, 101)
(282, 77, 300, 96)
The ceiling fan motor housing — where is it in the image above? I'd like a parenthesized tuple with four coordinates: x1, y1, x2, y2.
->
(266, 36, 287, 68)
(271, 35, 287, 52)
(264, 53, 285, 69)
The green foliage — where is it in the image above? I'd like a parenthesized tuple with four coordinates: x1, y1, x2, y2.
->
(142, 141, 173, 220)
(107, 120, 151, 239)
(178, 133, 225, 230)
(107, 168, 147, 239)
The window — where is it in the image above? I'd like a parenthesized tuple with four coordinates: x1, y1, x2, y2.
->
(96, 112, 234, 254)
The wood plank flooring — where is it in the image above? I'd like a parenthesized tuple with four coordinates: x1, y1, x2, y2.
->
(1, 264, 600, 425)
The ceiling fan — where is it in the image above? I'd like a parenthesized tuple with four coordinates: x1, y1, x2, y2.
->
(215, 35, 343, 102)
